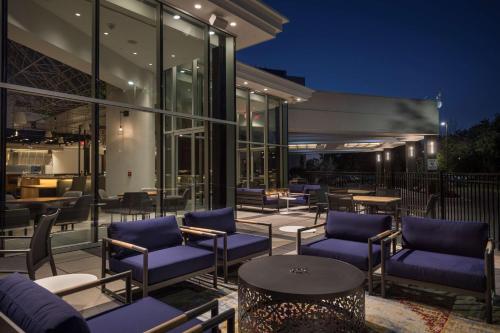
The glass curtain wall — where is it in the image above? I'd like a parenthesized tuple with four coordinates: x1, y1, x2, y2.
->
(236, 88, 287, 190)
(0, 0, 236, 252)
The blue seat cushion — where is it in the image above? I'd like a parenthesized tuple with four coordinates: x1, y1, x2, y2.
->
(87, 297, 205, 333)
(0, 273, 90, 333)
(326, 211, 391, 243)
(386, 249, 486, 292)
(108, 216, 183, 259)
(292, 196, 308, 205)
(192, 233, 270, 261)
(264, 196, 278, 205)
(402, 216, 489, 258)
(303, 184, 321, 193)
(184, 207, 236, 241)
(109, 246, 214, 285)
(301, 238, 381, 271)
(288, 184, 304, 193)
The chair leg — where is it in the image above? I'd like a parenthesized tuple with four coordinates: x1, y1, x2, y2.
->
(50, 255, 57, 276)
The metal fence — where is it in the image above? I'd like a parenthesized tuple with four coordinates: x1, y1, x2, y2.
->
(304, 171, 500, 243)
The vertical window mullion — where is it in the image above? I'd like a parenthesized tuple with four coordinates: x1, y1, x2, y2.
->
(91, 0, 100, 241)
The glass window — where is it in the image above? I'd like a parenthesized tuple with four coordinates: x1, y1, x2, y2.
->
(250, 93, 266, 143)
(250, 145, 265, 188)
(100, 0, 157, 108)
(237, 143, 249, 188)
(268, 97, 281, 144)
(7, 0, 92, 96)
(268, 146, 281, 189)
(236, 89, 248, 142)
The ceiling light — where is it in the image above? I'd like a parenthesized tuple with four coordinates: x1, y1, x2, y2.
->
(243, 81, 248, 85)
(148, 63, 153, 66)
(230, 22, 237, 27)
(194, 4, 202, 9)
(173, 15, 181, 20)
(180, 70, 185, 73)
(127, 81, 134, 86)
(209, 31, 215, 35)
(264, 88, 268, 91)
(296, 98, 302, 102)
(171, 54, 175, 58)
(103, 32, 109, 36)
(250, 91, 255, 94)
(75, 13, 81, 17)
(284, 101, 288, 104)
(132, 52, 137, 55)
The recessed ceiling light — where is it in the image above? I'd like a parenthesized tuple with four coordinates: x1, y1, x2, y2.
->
(132, 52, 138, 55)
(194, 4, 202, 9)
(264, 88, 268, 91)
(173, 15, 181, 20)
(103, 32, 109, 36)
(209, 31, 215, 35)
(128, 81, 134, 86)
(75, 13, 81, 17)
(296, 98, 302, 101)
(230, 22, 237, 27)
(148, 63, 153, 66)
(180, 70, 185, 73)
(250, 91, 255, 94)
(243, 81, 248, 85)
(171, 54, 176, 58)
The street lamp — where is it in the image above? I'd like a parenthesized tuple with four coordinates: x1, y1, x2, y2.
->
(441, 121, 448, 170)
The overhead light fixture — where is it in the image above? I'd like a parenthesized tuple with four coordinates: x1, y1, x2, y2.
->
(264, 88, 268, 91)
(284, 101, 288, 104)
(243, 81, 248, 85)
(171, 54, 176, 58)
(250, 91, 255, 94)
(230, 22, 237, 27)
(128, 81, 134, 86)
(173, 15, 181, 20)
(440, 121, 447, 127)
(194, 4, 202, 9)
(209, 31, 215, 35)
(132, 52, 137, 55)
(103, 32, 109, 36)
(296, 98, 302, 102)
(75, 13, 81, 17)
(14, 130, 19, 137)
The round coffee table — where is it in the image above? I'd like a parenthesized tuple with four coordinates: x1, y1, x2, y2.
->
(280, 196, 296, 214)
(238, 255, 365, 332)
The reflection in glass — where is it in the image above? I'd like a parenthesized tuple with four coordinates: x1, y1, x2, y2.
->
(268, 146, 281, 188)
(268, 97, 280, 144)
(250, 93, 266, 143)
(251, 145, 265, 188)
(237, 89, 249, 141)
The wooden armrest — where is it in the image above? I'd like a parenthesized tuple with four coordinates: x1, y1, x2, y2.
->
(381, 230, 401, 244)
(369, 230, 393, 243)
(180, 227, 218, 238)
(144, 300, 218, 333)
(55, 271, 132, 298)
(181, 226, 227, 236)
(235, 219, 271, 227)
(102, 237, 147, 253)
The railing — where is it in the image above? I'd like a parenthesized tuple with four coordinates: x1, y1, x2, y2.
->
(303, 171, 500, 244)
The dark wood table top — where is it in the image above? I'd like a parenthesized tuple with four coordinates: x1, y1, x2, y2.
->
(352, 195, 401, 204)
(238, 255, 364, 298)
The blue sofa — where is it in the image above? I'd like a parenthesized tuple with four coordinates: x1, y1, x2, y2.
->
(297, 211, 392, 293)
(381, 216, 494, 322)
(288, 184, 321, 211)
(102, 216, 219, 297)
(236, 188, 280, 212)
(0, 272, 235, 333)
(183, 207, 272, 283)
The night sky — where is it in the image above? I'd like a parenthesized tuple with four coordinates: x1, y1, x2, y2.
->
(237, 0, 500, 130)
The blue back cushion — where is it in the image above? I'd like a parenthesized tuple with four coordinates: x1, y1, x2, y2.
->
(288, 184, 304, 193)
(402, 216, 488, 258)
(108, 216, 182, 259)
(303, 184, 321, 193)
(0, 273, 90, 333)
(326, 211, 391, 243)
(184, 207, 236, 240)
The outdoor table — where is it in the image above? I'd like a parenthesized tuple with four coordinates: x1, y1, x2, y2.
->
(347, 189, 375, 195)
(352, 195, 401, 214)
(279, 196, 296, 214)
(238, 255, 365, 332)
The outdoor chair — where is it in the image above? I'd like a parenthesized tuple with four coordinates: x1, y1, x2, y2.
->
(236, 188, 280, 212)
(298, 211, 392, 293)
(289, 184, 320, 211)
(374, 188, 401, 217)
(399, 194, 439, 220)
(381, 216, 494, 322)
(0, 272, 235, 333)
(0, 210, 59, 280)
(164, 187, 191, 214)
(102, 215, 219, 297)
(183, 207, 272, 283)
(328, 193, 356, 212)
(53, 195, 92, 231)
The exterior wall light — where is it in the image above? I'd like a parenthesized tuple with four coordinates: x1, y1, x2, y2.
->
(376, 154, 382, 163)
(429, 141, 435, 155)
(385, 151, 391, 161)
(409, 145, 415, 158)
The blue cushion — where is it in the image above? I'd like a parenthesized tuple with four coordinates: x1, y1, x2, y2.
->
(303, 184, 321, 193)
(292, 196, 308, 205)
(245, 188, 265, 193)
(108, 216, 182, 259)
(184, 207, 236, 241)
(86, 297, 203, 333)
(326, 211, 391, 243)
(288, 184, 304, 193)
(402, 216, 489, 258)
(301, 238, 381, 271)
(386, 249, 485, 292)
(264, 196, 278, 205)
(109, 245, 214, 285)
(192, 233, 270, 261)
(0, 273, 90, 333)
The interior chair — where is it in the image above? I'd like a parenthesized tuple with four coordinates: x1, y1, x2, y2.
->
(119, 192, 155, 221)
(2, 207, 31, 236)
(0, 210, 59, 280)
(69, 176, 86, 192)
(164, 187, 190, 215)
(63, 190, 83, 198)
(54, 195, 92, 231)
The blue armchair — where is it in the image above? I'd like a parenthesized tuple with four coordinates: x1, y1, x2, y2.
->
(0, 272, 235, 333)
(183, 207, 272, 283)
(289, 184, 321, 211)
(381, 216, 494, 322)
(102, 216, 219, 297)
(297, 211, 392, 293)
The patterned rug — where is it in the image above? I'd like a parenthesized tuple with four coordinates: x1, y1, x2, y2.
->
(152, 271, 499, 333)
